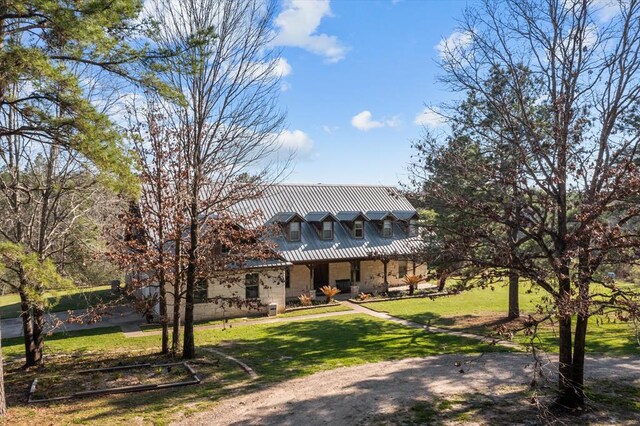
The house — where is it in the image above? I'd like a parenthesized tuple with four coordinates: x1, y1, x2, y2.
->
(156, 184, 427, 321)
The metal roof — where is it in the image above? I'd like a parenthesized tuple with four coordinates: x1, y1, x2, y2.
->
(335, 211, 368, 222)
(268, 212, 301, 224)
(233, 184, 415, 220)
(231, 184, 422, 263)
(366, 211, 397, 221)
(392, 210, 420, 221)
(304, 211, 336, 222)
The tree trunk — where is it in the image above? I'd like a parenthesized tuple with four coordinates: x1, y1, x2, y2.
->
(182, 203, 198, 359)
(0, 322, 6, 416)
(568, 267, 590, 408)
(19, 289, 36, 367)
(32, 303, 45, 366)
(409, 284, 414, 295)
(508, 270, 519, 319)
(172, 237, 182, 356)
(437, 270, 448, 292)
(159, 272, 169, 355)
(556, 271, 578, 408)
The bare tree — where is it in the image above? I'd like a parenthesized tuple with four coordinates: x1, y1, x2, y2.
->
(145, 0, 287, 359)
(413, 0, 640, 409)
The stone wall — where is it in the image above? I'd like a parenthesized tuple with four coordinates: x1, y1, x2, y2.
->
(164, 267, 286, 321)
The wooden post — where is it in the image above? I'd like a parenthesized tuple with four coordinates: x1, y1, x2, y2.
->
(306, 264, 314, 294)
(382, 260, 389, 293)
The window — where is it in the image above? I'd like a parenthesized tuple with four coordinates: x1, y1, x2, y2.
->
(285, 269, 291, 288)
(289, 221, 300, 241)
(408, 219, 418, 237)
(245, 273, 259, 299)
(351, 261, 361, 282)
(353, 220, 364, 238)
(322, 220, 333, 239)
(382, 219, 393, 237)
(194, 279, 208, 303)
(398, 260, 408, 279)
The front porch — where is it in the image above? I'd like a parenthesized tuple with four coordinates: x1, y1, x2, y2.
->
(285, 259, 428, 300)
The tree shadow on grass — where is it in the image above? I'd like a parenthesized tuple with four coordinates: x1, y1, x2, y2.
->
(200, 315, 511, 384)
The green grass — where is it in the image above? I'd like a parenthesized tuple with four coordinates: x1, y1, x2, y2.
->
(0, 285, 119, 318)
(138, 304, 352, 332)
(2, 313, 506, 424)
(278, 304, 352, 317)
(366, 281, 546, 326)
(192, 313, 508, 382)
(364, 281, 640, 355)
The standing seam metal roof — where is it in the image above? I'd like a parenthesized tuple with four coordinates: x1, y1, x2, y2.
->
(231, 184, 422, 263)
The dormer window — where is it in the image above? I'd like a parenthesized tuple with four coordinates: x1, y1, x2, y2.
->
(409, 219, 418, 237)
(322, 220, 333, 240)
(289, 221, 300, 241)
(353, 220, 364, 238)
(382, 220, 393, 237)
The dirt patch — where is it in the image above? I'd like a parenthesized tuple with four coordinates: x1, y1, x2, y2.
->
(174, 353, 640, 426)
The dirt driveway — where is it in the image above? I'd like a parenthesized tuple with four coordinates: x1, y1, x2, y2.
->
(175, 353, 640, 425)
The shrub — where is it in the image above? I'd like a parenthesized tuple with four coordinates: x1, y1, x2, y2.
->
(298, 294, 312, 306)
(358, 292, 371, 301)
(402, 274, 423, 295)
(319, 285, 340, 304)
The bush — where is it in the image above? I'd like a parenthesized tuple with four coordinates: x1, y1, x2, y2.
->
(358, 292, 371, 301)
(402, 274, 423, 295)
(319, 285, 340, 304)
(298, 294, 312, 306)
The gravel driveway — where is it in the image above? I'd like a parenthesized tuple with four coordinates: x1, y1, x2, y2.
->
(174, 353, 640, 425)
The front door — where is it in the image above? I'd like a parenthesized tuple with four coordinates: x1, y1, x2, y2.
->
(313, 263, 329, 290)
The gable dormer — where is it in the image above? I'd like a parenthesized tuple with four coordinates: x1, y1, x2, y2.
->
(336, 211, 369, 239)
(305, 211, 337, 240)
(366, 211, 397, 238)
(393, 210, 420, 236)
(269, 212, 305, 242)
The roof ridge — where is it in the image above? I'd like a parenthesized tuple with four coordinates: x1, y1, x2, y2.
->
(276, 183, 400, 188)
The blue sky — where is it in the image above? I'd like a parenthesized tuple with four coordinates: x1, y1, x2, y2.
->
(271, 0, 472, 186)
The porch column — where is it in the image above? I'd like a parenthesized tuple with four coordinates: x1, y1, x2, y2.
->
(306, 264, 314, 293)
(382, 260, 389, 293)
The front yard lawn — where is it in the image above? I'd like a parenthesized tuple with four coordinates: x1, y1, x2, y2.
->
(2, 313, 507, 424)
(0, 285, 120, 318)
(278, 304, 352, 317)
(365, 281, 640, 355)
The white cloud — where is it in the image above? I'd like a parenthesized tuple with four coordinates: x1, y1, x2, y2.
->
(273, 0, 348, 63)
(276, 129, 314, 159)
(385, 115, 402, 128)
(273, 57, 292, 78)
(322, 125, 339, 134)
(435, 30, 473, 60)
(351, 111, 402, 131)
(414, 108, 446, 128)
(249, 57, 292, 80)
(351, 111, 384, 131)
(280, 81, 292, 92)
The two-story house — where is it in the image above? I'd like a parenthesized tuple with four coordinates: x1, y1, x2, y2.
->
(150, 184, 426, 321)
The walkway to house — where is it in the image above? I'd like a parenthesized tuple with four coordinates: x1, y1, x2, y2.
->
(340, 300, 522, 350)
